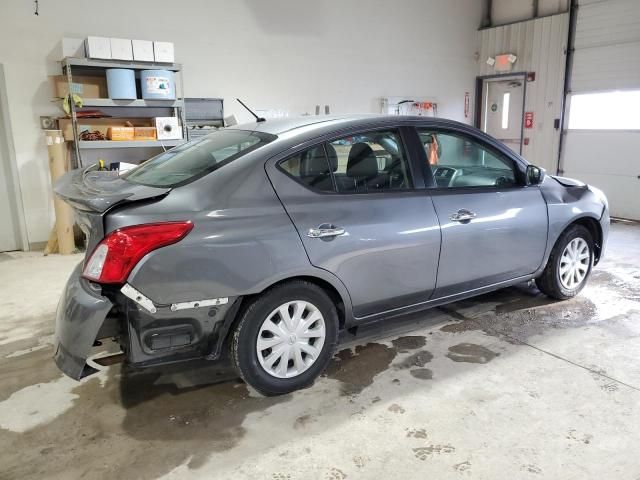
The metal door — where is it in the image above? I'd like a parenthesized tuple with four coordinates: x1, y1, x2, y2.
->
(415, 126, 548, 299)
(267, 131, 441, 319)
(481, 76, 525, 154)
(430, 189, 548, 298)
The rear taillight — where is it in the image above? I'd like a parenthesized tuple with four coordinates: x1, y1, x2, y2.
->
(82, 221, 193, 284)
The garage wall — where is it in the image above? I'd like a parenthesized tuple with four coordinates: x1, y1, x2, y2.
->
(0, 0, 483, 246)
(561, 0, 640, 220)
(477, 13, 570, 171)
(490, 0, 569, 25)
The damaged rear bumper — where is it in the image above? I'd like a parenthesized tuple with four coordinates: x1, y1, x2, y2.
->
(54, 262, 113, 379)
(54, 263, 239, 380)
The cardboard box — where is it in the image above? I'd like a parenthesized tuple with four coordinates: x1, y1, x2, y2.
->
(59, 37, 85, 58)
(85, 36, 111, 59)
(51, 75, 108, 99)
(153, 41, 175, 63)
(59, 118, 152, 141)
(132, 40, 154, 62)
(110, 38, 133, 61)
(107, 126, 135, 141)
(133, 127, 157, 140)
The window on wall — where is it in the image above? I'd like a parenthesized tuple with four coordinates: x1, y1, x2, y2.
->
(501, 92, 510, 129)
(568, 90, 640, 130)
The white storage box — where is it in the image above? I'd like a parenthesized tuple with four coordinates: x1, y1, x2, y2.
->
(132, 40, 154, 62)
(85, 36, 111, 59)
(59, 37, 85, 58)
(155, 117, 182, 140)
(110, 38, 133, 61)
(153, 41, 175, 63)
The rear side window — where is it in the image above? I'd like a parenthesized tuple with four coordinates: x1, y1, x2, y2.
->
(328, 130, 413, 192)
(280, 146, 336, 192)
(123, 129, 276, 187)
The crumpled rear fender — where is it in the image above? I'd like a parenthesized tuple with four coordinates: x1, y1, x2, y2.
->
(54, 262, 113, 379)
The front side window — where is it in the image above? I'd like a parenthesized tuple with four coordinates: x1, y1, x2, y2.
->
(417, 130, 517, 189)
(327, 130, 413, 192)
(123, 129, 276, 187)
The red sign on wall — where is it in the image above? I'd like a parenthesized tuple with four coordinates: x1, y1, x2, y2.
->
(524, 111, 534, 129)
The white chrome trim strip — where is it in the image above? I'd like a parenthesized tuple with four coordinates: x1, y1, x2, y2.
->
(121, 283, 157, 314)
(170, 297, 229, 312)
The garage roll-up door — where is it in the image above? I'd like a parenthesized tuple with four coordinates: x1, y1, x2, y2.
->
(561, 0, 640, 220)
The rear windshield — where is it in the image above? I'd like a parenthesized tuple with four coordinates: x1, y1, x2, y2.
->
(122, 129, 276, 187)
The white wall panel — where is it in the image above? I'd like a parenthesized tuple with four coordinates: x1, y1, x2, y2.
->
(571, 43, 640, 92)
(562, 0, 640, 219)
(563, 131, 640, 219)
(478, 14, 569, 171)
(0, 0, 483, 243)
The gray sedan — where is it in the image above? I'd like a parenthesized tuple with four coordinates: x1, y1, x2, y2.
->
(54, 115, 610, 395)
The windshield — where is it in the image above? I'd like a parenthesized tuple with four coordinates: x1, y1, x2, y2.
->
(122, 129, 276, 187)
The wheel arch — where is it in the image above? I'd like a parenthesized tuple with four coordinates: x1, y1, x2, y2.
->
(569, 215, 603, 264)
(208, 272, 353, 361)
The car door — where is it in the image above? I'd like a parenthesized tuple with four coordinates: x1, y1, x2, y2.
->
(416, 127, 548, 298)
(266, 127, 441, 319)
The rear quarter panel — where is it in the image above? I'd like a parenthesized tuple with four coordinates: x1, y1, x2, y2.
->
(106, 152, 352, 316)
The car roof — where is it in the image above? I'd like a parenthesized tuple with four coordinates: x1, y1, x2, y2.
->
(227, 114, 465, 136)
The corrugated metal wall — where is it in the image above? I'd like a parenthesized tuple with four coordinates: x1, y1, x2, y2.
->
(571, 0, 640, 92)
(561, 0, 640, 220)
(477, 13, 569, 171)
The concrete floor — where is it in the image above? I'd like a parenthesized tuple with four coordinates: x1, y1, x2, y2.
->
(1, 222, 639, 480)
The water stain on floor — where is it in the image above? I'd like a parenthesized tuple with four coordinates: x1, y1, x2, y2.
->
(446, 343, 499, 364)
(0, 364, 290, 480)
(391, 335, 427, 352)
(409, 368, 433, 380)
(395, 350, 434, 369)
(325, 343, 397, 396)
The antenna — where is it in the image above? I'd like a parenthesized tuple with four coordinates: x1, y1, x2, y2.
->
(236, 98, 266, 123)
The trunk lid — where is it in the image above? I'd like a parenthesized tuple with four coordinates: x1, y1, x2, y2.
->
(54, 166, 171, 254)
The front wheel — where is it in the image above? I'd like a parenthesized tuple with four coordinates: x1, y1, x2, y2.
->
(230, 280, 339, 396)
(536, 224, 594, 300)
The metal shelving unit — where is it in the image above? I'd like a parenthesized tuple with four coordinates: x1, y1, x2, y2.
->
(59, 57, 187, 168)
(78, 139, 183, 149)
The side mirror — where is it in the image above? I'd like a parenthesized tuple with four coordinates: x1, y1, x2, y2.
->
(526, 165, 545, 185)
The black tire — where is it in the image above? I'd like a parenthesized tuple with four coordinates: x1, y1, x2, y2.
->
(536, 224, 594, 300)
(230, 280, 339, 396)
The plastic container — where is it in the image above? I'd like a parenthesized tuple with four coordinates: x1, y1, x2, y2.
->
(106, 69, 136, 99)
(140, 69, 175, 100)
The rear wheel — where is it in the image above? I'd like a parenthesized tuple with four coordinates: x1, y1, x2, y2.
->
(231, 280, 339, 396)
(536, 224, 594, 300)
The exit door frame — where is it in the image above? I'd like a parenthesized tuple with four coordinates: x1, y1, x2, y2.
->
(0, 64, 29, 251)
(474, 72, 528, 155)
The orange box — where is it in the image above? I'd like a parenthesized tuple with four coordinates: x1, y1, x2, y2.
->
(133, 127, 157, 140)
(107, 126, 135, 141)
(58, 118, 152, 141)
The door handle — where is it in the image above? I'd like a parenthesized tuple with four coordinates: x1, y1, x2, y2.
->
(449, 209, 477, 223)
(307, 224, 345, 238)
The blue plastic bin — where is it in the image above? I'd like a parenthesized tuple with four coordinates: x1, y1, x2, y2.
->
(140, 69, 176, 100)
(106, 69, 137, 100)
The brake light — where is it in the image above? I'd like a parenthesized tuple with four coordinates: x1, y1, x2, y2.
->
(82, 222, 193, 284)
